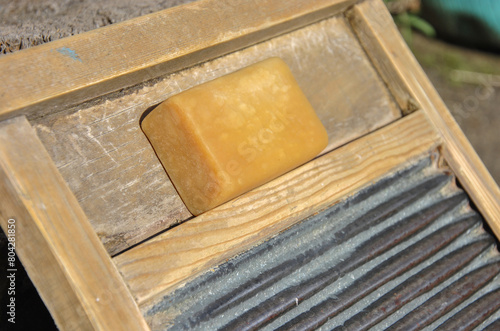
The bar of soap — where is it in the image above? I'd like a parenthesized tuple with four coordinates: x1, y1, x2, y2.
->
(142, 57, 328, 215)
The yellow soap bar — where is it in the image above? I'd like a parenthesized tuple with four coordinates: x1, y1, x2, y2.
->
(142, 58, 328, 215)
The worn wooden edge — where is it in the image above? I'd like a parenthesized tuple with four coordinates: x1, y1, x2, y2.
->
(344, 4, 419, 115)
(348, 0, 500, 239)
(0, 116, 150, 331)
(0, 0, 359, 121)
(114, 110, 441, 307)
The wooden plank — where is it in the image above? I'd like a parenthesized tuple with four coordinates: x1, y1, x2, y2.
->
(0, 0, 359, 121)
(33, 15, 400, 256)
(114, 110, 440, 307)
(344, 4, 420, 115)
(0, 117, 149, 330)
(347, 0, 500, 239)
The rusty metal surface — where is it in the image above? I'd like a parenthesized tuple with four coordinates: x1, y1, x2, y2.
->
(144, 156, 500, 330)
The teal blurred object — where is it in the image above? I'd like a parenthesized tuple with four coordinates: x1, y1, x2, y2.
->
(421, 0, 500, 50)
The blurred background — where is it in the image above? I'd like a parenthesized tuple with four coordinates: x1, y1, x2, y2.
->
(0, 0, 499, 329)
(385, 0, 500, 185)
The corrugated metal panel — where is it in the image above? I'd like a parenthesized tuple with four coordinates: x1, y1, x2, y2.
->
(145, 156, 500, 330)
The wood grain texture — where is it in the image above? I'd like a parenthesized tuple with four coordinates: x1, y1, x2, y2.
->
(114, 110, 440, 307)
(347, 0, 500, 239)
(344, 5, 420, 115)
(0, 0, 359, 121)
(0, 116, 149, 330)
(33, 15, 400, 255)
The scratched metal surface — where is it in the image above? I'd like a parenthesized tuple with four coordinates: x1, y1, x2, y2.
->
(143, 156, 500, 330)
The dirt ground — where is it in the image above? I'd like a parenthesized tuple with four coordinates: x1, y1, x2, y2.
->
(410, 33, 500, 184)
